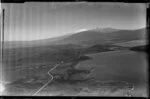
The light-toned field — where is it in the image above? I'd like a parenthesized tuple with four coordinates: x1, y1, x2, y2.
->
(75, 50, 148, 96)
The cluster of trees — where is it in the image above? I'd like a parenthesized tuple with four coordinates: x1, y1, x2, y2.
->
(130, 45, 147, 52)
(53, 68, 93, 83)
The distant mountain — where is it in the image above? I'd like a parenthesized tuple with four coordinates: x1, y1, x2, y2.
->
(51, 28, 146, 46)
(90, 27, 120, 33)
(3, 28, 147, 48)
(3, 33, 72, 49)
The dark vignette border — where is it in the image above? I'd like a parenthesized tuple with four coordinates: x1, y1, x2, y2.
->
(0, 0, 149, 99)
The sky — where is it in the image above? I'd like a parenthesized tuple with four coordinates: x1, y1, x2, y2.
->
(2, 2, 146, 41)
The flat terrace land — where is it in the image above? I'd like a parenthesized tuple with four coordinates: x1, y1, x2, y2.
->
(113, 39, 147, 47)
(74, 50, 148, 96)
(77, 50, 147, 83)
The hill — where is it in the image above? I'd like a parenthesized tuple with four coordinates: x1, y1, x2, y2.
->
(3, 28, 146, 49)
(52, 28, 146, 46)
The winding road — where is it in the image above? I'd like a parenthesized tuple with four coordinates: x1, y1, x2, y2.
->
(32, 62, 63, 96)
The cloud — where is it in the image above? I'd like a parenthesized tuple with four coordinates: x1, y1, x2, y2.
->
(75, 29, 88, 33)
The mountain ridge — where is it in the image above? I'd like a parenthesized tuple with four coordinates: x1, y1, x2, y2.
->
(3, 27, 147, 49)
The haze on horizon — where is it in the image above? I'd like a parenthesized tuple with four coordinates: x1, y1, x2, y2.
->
(2, 2, 146, 41)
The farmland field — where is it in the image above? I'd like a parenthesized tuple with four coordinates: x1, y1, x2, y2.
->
(75, 50, 148, 96)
